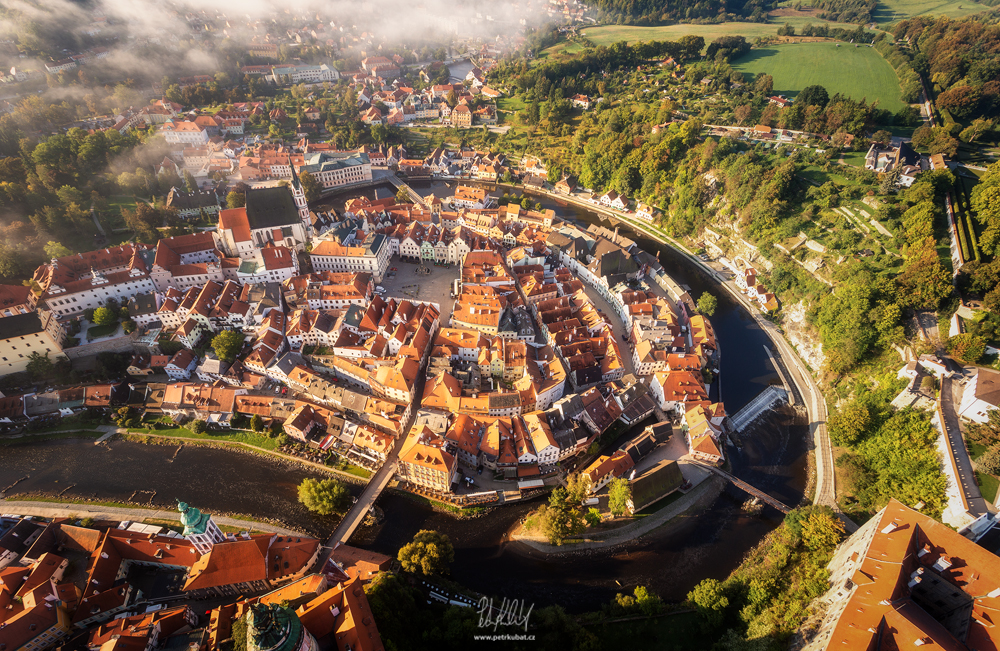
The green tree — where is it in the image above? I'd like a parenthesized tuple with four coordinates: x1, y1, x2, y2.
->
(828, 400, 872, 446)
(397, 529, 455, 575)
(395, 186, 411, 204)
(971, 160, 1000, 257)
(298, 170, 321, 202)
(978, 445, 1000, 475)
(44, 241, 71, 259)
(297, 477, 351, 515)
(231, 617, 247, 651)
(122, 319, 137, 334)
(698, 292, 718, 316)
(564, 473, 591, 504)
(688, 578, 730, 630)
(607, 478, 632, 516)
(227, 190, 246, 209)
(211, 330, 245, 363)
(754, 73, 773, 96)
(91, 307, 117, 326)
(531, 487, 585, 545)
(896, 238, 952, 310)
(948, 333, 986, 364)
(250, 414, 264, 432)
(871, 130, 892, 146)
(190, 419, 207, 434)
(797, 84, 829, 108)
(634, 585, 664, 616)
(584, 507, 601, 526)
(800, 510, 845, 551)
(26, 351, 53, 380)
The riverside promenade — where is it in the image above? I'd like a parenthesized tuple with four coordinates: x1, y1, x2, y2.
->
(0, 499, 307, 536)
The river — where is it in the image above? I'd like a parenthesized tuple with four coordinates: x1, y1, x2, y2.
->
(448, 59, 474, 84)
(0, 186, 809, 611)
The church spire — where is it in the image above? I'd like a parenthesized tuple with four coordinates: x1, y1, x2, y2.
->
(177, 499, 226, 554)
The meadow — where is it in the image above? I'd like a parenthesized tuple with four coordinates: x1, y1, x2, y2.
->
(732, 42, 907, 112)
(873, 0, 993, 23)
(579, 16, 865, 46)
(538, 17, 875, 63)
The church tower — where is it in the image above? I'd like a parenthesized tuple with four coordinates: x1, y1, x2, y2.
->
(247, 602, 318, 651)
(288, 156, 311, 229)
(177, 500, 226, 555)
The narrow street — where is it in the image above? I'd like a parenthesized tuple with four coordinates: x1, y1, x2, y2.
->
(939, 376, 989, 517)
(579, 283, 636, 377)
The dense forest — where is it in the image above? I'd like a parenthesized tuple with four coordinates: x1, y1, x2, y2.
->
(893, 16, 1000, 121)
(588, 0, 773, 25)
(810, 0, 878, 24)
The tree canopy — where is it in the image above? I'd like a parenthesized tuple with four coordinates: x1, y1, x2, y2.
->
(211, 330, 245, 363)
(297, 478, 351, 515)
(397, 529, 455, 575)
(698, 292, 718, 316)
(91, 306, 117, 326)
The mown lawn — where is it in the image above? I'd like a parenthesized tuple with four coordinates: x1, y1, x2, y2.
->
(128, 424, 281, 451)
(841, 150, 868, 167)
(977, 471, 999, 503)
(104, 195, 138, 229)
(732, 43, 906, 112)
(87, 323, 120, 339)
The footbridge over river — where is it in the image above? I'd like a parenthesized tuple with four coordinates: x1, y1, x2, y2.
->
(691, 461, 793, 514)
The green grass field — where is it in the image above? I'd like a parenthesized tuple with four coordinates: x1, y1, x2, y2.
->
(128, 423, 281, 451)
(103, 195, 138, 231)
(732, 43, 906, 112)
(873, 0, 992, 23)
(576, 18, 865, 48)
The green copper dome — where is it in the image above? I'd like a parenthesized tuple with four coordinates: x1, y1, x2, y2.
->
(247, 603, 306, 651)
(176, 500, 212, 536)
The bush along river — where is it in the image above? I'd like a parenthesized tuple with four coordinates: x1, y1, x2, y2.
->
(0, 187, 809, 612)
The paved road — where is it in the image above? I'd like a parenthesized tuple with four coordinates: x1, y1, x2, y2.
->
(525, 187, 846, 521)
(580, 283, 636, 376)
(0, 500, 307, 536)
(940, 376, 989, 517)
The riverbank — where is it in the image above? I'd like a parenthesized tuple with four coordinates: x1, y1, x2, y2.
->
(513, 184, 838, 513)
(120, 430, 371, 484)
(512, 476, 725, 553)
(0, 497, 309, 536)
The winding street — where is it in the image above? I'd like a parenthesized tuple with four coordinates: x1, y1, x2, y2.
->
(510, 186, 848, 525)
